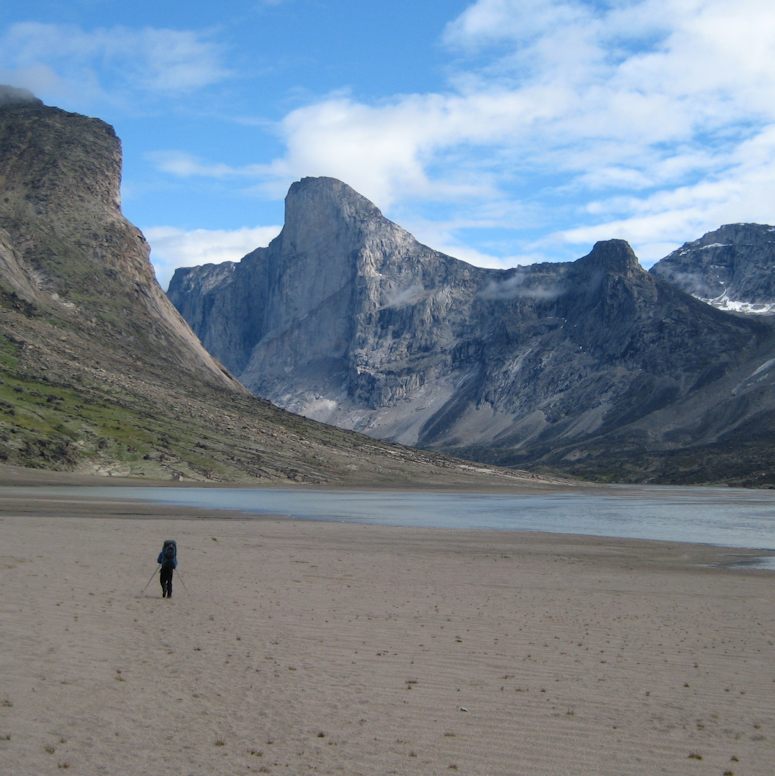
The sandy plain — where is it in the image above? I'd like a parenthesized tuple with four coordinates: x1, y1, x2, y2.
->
(1, 482, 773, 776)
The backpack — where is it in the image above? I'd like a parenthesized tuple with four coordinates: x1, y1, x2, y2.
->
(161, 539, 177, 569)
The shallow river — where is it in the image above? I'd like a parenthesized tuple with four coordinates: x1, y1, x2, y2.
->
(64, 484, 775, 562)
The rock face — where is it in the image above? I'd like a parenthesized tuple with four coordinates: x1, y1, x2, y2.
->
(170, 177, 486, 444)
(650, 223, 775, 314)
(169, 178, 775, 484)
(0, 92, 531, 487)
(0, 90, 238, 389)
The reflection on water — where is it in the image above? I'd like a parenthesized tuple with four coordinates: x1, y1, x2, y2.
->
(52, 484, 775, 552)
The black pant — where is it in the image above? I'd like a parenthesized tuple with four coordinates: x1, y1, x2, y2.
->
(160, 565, 174, 597)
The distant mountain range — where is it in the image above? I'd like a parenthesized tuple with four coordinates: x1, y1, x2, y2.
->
(170, 178, 775, 485)
(0, 87, 536, 487)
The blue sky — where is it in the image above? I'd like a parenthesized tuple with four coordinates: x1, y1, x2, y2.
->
(2, 0, 774, 288)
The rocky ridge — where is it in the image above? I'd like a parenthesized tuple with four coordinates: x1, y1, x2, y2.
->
(170, 178, 775, 485)
(650, 223, 775, 314)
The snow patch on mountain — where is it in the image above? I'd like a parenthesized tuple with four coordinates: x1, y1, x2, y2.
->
(703, 293, 775, 315)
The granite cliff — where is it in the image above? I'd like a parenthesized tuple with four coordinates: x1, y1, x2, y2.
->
(0, 89, 535, 486)
(169, 178, 775, 484)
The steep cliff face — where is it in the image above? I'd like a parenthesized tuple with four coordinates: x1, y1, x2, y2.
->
(169, 178, 488, 442)
(169, 178, 775, 484)
(650, 223, 775, 314)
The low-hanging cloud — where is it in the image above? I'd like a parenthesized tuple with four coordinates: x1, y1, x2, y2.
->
(0, 84, 38, 106)
(479, 270, 566, 302)
(382, 282, 428, 309)
(651, 267, 722, 300)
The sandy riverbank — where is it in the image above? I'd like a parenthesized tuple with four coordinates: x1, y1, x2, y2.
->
(1, 489, 773, 775)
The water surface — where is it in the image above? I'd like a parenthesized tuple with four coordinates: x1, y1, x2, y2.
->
(56, 484, 775, 555)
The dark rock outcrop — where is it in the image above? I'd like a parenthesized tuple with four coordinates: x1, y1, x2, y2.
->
(650, 223, 775, 314)
(169, 178, 775, 484)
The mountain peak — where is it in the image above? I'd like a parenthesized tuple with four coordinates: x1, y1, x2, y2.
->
(578, 239, 641, 274)
(0, 88, 120, 216)
(281, 177, 386, 255)
(650, 222, 775, 313)
(285, 176, 382, 222)
(693, 222, 775, 247)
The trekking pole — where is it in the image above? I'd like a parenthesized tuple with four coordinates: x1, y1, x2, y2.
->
(176, 568, 189, 593)
(141, 565, 160, 594)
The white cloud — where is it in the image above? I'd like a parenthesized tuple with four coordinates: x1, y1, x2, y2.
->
(479, 271, 567, 301)
(148, 151, 255, 179)
(0, 22, 230, 105)
(553, 124, 775, 263)
(156, 86, 567, 207)
(145, 225, 281, 289)
(276, 86, 577, 202)
(143, 0, 775, 269)
(268, 3, 774, 255)
(443, 0, 599, 56)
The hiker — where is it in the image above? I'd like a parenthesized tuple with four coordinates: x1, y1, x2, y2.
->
(157, 539, 177, 598)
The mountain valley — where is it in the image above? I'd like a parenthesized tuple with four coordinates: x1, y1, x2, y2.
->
(0, 87, 541, 487)
(2, 86, 773, 487)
